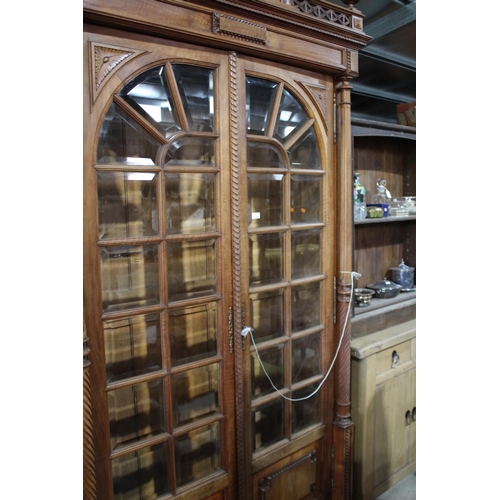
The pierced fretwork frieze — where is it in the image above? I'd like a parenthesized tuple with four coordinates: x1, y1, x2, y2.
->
(292, 0, 362, 31)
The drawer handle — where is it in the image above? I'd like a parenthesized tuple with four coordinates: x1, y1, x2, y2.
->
(391, 350, 400, 368)
(405, 410, 412, 425)
(412, 406, 416, 422)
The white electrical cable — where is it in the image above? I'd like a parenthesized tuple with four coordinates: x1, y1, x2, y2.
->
(245, 271, 361, 402)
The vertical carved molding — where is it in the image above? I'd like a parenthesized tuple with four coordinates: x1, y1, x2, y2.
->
(83, 333, 97, 500)
(332, 77, 354, 500)
(228, 51, 248, 500)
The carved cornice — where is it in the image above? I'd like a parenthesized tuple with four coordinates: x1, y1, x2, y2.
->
(90, 42, 146, 103)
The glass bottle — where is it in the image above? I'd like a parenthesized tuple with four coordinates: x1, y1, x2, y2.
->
(353, 172, 366, 221)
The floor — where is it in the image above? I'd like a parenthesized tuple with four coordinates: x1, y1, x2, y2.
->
(373, 471, 416, 500)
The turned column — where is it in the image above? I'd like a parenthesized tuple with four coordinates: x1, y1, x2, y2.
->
(333, 76, 355, 500)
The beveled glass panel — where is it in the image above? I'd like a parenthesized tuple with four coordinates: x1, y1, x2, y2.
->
(246, 76, 278, 135)
(98, 172, 158, 239)
(108, 379, 166, 450)
(112, 442, 170, 500)
(249, 290, 284, 343)
(104, 314, 162, 383)
(291, 230, 321, 279)
(251, 344, 284, 399)
(172, 65, 214, 132)
(165, 172, 215, 234)
(292, 332, 321, 383)
(291, 175, 321, 224)
(273, 89, 310, 143)
(119, 65, 181, 138)
(174, 422, 221, 487)
(169, 303, 217, 367)
(172, 364, 219, 427)
(96, 102, 162, 165)
(292, 383, 321, 434)
(167, 239, 217, 301)
(165, 137, 214, 167)
(249, 233, 284, 286)
(248, 174, 284, 228)
(247, 141, 284, 169)
(292, 282, 321, 332)
(100, 245, 160, 313)
(288, 127, 321, 170)
(252, 399, 285, 453)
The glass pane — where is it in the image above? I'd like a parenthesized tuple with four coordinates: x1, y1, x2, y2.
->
(108, 379, 166, 450)
(166, 172, 215, 234)
(172, 65, 214, 132)
(175, 422, 221, 487)
(249, 233, 284, 286)
(291, 175, 321, 224)
(251, 344, 284, 399)
(104, 314, 162, 383)
(249, 290, 284, 343)
(247, 141, 284, 169)
(172, 364, 219, 427)
(292, 383, 321, 434)
(119, 65, 181, 138)
(248, 174, 283, 228)
(167, 239, 217, 301)
(292, 333, 321, 383)
(169, 303, 217, 367)
(112, 442, 170, 500)
(246, 76, 278, 135)
(100, 245, 160, 313)
(252, 399, 285, 453)
(273, 89, 310, 143)
(288, 127, 321, 170)
(165, 137, 214, 167)
(97, 102, 161, 165)
(291, 230, 321, 279)
(98, 172, 158, 239)
(292, 282, 321, 332)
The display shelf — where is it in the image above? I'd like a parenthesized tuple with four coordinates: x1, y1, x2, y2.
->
(355, 215, 416, 225)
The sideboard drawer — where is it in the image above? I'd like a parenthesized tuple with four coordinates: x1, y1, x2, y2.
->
(376, 339, 413, 378)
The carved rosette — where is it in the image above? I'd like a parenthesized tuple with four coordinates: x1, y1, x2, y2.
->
(90, 42, 146, 103)
(299, 82, 328, 130)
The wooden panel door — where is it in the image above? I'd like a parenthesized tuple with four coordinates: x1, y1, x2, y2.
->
(84, 27, 336, 500)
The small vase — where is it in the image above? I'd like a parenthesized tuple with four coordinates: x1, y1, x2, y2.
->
(353, 172, 366, 221)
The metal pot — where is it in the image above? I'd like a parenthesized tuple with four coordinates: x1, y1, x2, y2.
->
(388, 260, 415, 290)
(366, 279, 402, 299)
(354, 288, 375, 307)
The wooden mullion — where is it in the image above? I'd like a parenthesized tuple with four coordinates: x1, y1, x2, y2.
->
(164, 61, 190, 131)
(283, 118, 315, 151)
(265, 81, 284, 138)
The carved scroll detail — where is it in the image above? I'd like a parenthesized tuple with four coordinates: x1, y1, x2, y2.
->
(299, 82, 328, 130)
(90, 42, 145, 102)
(213, 13, 267, 45)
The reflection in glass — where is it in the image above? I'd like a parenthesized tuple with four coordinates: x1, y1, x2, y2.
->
(292, 333, 321, 383)
(104, 314, 162, 383)
(96, 102, 162, 165)
(169, 303, 217, 367)
(292, 383, 321, 434)
(248, 174, 283, 228)
(174, 422, 221, 486)
(250, 290, 284, 343)
(246, 76, 278, 135)
(247, 141, 284, 169)
(291, 175, 321, 224)
(172, 64, 214, 132)
(98, 172, 158, 239)
(252, 399, 285, 452)
(291, 230, 321, 279)
(292, 282, 321, 332)
(288, 127, 321, 170)
(172, 364, 219, 427)
(273, 89, 310, 143)
(108, 379, 166, 450)
(100, 245, 160, 313)
(249, 233, 284, 286)
(165, 137, 214, 167)
(251, 344, 284, 399)
(112, 442, 170, 500)
(120, 65, 181, 138)
(166, 172, 215, 234)
(167, 239, 217, 301)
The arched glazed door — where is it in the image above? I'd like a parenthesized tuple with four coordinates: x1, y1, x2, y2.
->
(84, 28, 336, 500)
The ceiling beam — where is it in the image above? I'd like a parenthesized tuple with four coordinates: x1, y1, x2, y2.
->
(363, 2, 416, 39)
